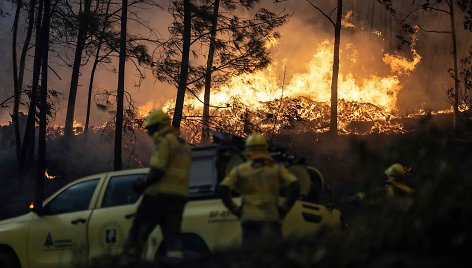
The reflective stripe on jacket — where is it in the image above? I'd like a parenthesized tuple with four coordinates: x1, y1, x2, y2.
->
(145, 130, 191, 197)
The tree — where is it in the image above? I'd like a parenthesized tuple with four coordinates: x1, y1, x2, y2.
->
(36, 0, 52, 211)
(64, 0, 93, 138)
(20, 0, 44, 170)
(172, 0, 192, 129)
(201, 0, 220, 144)
(155, 0, 288, 133)
(85, 0, 112, 133)
(12, 0, 22, 164)
(12, 0, 36, 169)
(114, 0, 127, 170)
(305, 0, 343, 136)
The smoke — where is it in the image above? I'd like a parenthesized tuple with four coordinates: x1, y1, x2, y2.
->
(257, 0, 472, 112)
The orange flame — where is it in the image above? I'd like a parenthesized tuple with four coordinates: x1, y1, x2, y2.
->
(45, 169, 58, 180)
(138, 37, 427, 142)
(342, 10, 355, 28)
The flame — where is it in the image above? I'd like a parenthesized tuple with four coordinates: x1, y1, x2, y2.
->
(264, 35, 279, 50)
(383, 26, 421, 75)
(138, 101, 162, 118)
(342, 10, 355, 28)
(144, 39, 418, 143)
(45, 169, 58, 180)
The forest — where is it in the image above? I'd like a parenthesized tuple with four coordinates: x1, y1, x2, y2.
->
(1, 0, 472, 267)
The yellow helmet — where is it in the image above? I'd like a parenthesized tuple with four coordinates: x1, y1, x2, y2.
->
(245, 134, 269, 151)
(144, 109, 170, 128)
(385, 163, 406, 179)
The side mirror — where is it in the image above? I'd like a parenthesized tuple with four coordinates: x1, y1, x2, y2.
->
(29, 201, 44, 216)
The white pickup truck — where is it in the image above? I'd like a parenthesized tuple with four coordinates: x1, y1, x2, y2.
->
(0, 144, 342, 268)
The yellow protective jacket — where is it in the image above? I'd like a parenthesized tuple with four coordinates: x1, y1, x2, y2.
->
(220, 159, 297, 222)
(145, 128, 191, 198)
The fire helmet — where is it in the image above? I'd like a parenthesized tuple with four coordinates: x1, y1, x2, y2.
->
(144, 109, 170, 129)
(245, 134, 269, 151)
(384, 163, 407, 179)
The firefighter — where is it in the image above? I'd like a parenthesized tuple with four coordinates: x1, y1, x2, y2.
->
(346, 163, 414, 202)
(124, 109, 192, 262)
(384, 163, 414, 197)
(219, 134, 300, 247)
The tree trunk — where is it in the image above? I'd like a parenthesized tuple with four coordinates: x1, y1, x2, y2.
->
(449, 0, 459, 134)
(329, 0, 342, 136)
(114, 0, 127, 171)
(85, 0, 112, 133)
(12, 0, 22, 166)
(36, 0, 51, 212)
(20, 0, 43, 170)
(172, 0, 192, 129)
(64, 0, 92, 137)
(201, 0, 220, 144)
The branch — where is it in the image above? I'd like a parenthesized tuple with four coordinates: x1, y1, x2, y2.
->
(427, 7, 450, 14)
(418, 25, 451, 34)
(48, 65, 62, 80)
(305, 0, 335, 27)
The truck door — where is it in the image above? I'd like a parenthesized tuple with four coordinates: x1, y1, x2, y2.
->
(182, 149, 241, 250)
(27, 178, 101, 268)
(88, 173, 145, 262)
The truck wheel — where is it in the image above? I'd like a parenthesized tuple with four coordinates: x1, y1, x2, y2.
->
(0, 253, 20, 268)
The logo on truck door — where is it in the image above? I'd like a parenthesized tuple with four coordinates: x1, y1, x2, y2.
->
(44, 232, 73, 249)
(208, 210, 238, 223)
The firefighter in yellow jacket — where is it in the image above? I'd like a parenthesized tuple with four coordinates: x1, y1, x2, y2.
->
(347, 163, 414, 203)
(219, 134, 300, 246)
(125, 109, 191, 260)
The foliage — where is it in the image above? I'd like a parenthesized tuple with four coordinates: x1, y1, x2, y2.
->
(94, 89, 145, 131)
(459, 0, 472, 31)
(154, 0, 289, 95)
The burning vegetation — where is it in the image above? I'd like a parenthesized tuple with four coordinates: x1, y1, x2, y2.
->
(133, 38, 431, 143)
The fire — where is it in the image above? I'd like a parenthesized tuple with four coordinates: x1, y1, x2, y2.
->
(137, 38, 422, 143)
(46, 120, 86, 137)
(45, 169, 58, 180)
(342, 10, 355, 28)
(383, 26, 421, 75)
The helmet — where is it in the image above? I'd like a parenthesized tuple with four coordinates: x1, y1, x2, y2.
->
(245, 134, 268, 151)
(384, 163, 406, 179)
(144, 109, 170, 128)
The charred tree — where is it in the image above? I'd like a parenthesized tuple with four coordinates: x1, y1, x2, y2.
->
(20, 0, 44, 170)
(449, 0, 460, 133)
(64, 0, 92, 138)
(36, 0, 52, 211)
(330, 0, 342, 136)
(201, 0, 219, 144)
(114, 0, 128, 171)
(306, 0, 343, 135)
(12, 0, 22, 165)
(172, 0, 192, 129)
(12, 0, 36, 169)
(85, 0, 112, 133)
